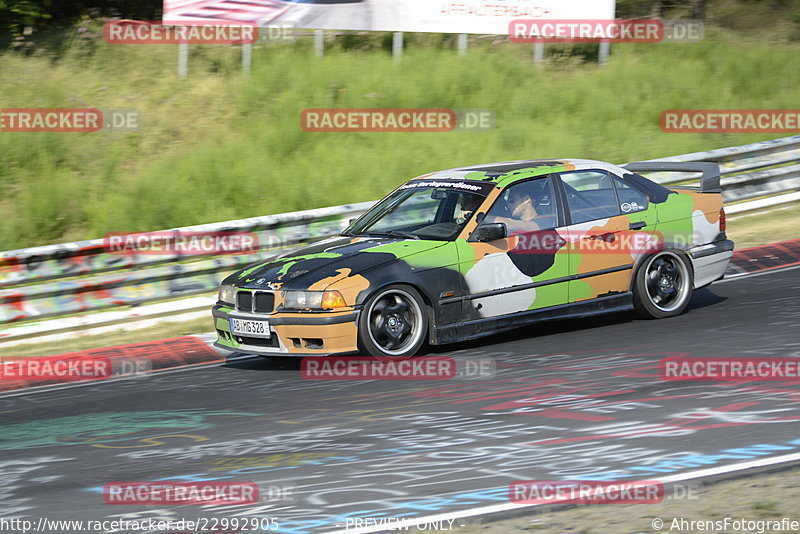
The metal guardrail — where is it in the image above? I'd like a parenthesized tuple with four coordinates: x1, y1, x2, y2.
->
(1, 136, 799, 325)
(643, 135, 800, 202)
(0, 202, 374, 324)
(0, 201, 374, 288)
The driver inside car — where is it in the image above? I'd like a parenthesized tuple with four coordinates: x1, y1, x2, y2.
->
(486, 187, 549, 233)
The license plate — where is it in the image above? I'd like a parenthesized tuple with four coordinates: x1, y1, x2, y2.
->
(230, 318, 271, 338)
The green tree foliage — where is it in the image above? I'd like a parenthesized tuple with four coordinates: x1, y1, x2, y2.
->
(0, 0, 50, 34)
(0, 0, 159, 34)
(617, 0, 708, 18)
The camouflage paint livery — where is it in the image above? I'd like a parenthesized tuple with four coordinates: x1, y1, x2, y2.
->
(213, 159, 734, 356)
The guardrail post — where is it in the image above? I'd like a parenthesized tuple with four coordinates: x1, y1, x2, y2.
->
(178, 43, 189, 77)
(242, 43, 252, 74)
(458, 33, 468, 55)
(599, 42, 610, 67)
(393, 32, 403, 61)
(534, 42, 544, 65)
(314, 30, 325, 57)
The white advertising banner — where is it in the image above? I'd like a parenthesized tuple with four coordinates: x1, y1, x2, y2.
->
(164, 0, 616, 35)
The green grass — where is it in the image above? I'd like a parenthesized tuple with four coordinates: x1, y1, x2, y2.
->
(727, 203, 800, 249)
(0, 316, 214, 358)
(1, 21, 799, 250)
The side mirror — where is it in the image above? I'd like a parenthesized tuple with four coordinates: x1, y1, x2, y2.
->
(476, 223, 507, 242)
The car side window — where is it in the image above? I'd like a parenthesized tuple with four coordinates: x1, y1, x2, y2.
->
(559, 170, 621, 224)
(613, 176, 649, 214)
(483, 177, 557, 233)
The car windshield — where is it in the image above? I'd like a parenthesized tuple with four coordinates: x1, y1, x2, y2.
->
(344, 180, 492, 241)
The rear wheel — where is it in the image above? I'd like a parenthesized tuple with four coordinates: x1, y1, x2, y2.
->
(633, 250, 693, 319)
(358, 285, 427, 359)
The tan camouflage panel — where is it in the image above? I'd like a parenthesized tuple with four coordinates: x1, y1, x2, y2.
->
(273, 319, 359, 354)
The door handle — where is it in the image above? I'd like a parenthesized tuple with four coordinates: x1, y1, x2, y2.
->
(629, 221, 647, 230)
(585, 233, 616, 242)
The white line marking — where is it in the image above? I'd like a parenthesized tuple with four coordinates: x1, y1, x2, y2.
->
(0, 354, 259, 398)
(321, 452, 800, 534)
(718, 263, 800, 283)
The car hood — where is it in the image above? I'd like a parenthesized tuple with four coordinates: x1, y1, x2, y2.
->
(225, 235, 447, 291)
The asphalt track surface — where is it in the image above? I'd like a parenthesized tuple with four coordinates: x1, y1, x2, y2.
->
(2, 266, 800, 534)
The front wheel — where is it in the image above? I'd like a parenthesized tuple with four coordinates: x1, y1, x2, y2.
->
(358, 285, 428, 359)
(633, 250, 694, 319)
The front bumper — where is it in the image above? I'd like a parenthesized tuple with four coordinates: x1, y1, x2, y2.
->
(688, 239, 735, 288)
(212, 304, 360, 356)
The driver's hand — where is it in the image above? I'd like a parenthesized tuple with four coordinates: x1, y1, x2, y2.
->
(511, 198, 532, 219)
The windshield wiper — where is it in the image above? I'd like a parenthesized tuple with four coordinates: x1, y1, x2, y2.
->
(363, 230, 421, 240)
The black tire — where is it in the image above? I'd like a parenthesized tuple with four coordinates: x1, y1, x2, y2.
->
(633, 250, 694, 319)
(357, 285, 428, 359)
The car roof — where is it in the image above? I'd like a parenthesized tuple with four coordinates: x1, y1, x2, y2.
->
(411, 159, 614, 186)
(409, 159, 675, 204)
(452, 158, 601, 173)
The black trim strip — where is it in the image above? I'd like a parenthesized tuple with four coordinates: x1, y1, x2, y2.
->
(267, 313, 360, 326)
(433, 293, 633, 345)
(213, 342, 359, 358)
(689, 239, 735, 260)
(625, 162, 721, 194)
(624, 172, 674, 204)
(213, 307, 359, 326)
(439, 264, 633, 305)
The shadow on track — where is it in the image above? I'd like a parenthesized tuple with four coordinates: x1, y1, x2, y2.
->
(222, 354, 304, 372)
(425, 288, 727, 356)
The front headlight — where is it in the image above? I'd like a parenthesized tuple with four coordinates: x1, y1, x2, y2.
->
(218, 284, 237, 306)
(284, 290, 347, 310)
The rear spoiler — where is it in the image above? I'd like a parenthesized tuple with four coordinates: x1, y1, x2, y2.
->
(623, 162, 721, 194)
